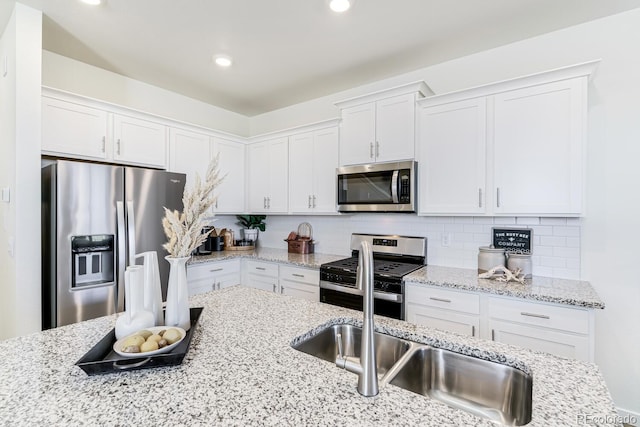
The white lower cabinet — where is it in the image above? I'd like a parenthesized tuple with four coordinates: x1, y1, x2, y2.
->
(186, 260, 241, 296)
(487, 296, 593, 361)
(405, 283, 595, 361)
(405, 284, 480, 337)
(244, 260, 280, 293)
(279, 265, 320, 302)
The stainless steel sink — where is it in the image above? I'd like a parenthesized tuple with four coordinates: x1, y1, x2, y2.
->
(292, 323, 533, 426)
(391, 347, 532, 426)
(292, 324, 411, 378)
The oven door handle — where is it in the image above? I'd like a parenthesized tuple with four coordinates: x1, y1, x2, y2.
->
(320, 281, 403, 303)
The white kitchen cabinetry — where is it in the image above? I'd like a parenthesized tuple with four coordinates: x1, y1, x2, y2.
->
(42, 94, 168, 168)
(169, 127, 212, 189)
(279, 265, 320, 302)
(416, 61, 596, 216)
(336, 82, 431, 166)
(405, 284, 480, 337)
(488, 296, 593, 361)
(244, 260, 280, 293)
(187, 260, 241, 296)
(113, 114, 167, 168)
(492, 79, 585, 215)
(417, 98, 487, 215)
(288, 127, 339, 213)
(212, 137, 246, 213)
(247, 138, 288, 213)
(42, 96, 108, 160)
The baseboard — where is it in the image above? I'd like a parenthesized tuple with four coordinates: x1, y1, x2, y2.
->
(618, 407, 640, 426)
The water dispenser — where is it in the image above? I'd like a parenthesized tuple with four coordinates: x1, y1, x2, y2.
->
(71, 235, 115, 288)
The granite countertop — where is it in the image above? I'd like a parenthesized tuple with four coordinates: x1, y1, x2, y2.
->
(405, 265, 605, 309)
(189, 247, 346, 269)
(0, 286, 618, 426)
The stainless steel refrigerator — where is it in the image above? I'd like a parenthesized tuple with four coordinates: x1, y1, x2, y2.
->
(41, 160, 186, 329)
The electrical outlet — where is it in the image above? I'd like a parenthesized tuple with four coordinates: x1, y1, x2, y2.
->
(441, 232, 451, 247)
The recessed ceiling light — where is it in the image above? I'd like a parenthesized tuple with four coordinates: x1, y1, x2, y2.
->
(214, 55, 233, 67)
(80, 0, 102, 5)
(329, 0, 351, 13)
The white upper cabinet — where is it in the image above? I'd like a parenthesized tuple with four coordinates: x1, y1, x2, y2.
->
(289, 127, 339, 214)
(416, 61, 596, 217)
(212, 137, 245, 214)
(418, 98, 487, 215)
(42, 92, 167, 168)
(336, 82, 431, 166)
(492, 78, 585, 215)
(113, 114, 167, 168)
(42, 96, 108, 160)
(248, 137, 288, 213)
(168, 127, 212, 190)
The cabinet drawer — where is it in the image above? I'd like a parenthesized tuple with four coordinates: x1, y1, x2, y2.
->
(488, 297, 589, 334)
(245, 260, 279, 277)
(187, 260, 240, 281)
(405, 284, 480, 315)
(279, 265, 319, 285)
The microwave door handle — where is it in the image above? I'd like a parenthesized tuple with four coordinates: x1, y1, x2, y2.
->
(391, 170, 399, 203)
(126, 201, 136, 267)
(116, 201, 126, 312)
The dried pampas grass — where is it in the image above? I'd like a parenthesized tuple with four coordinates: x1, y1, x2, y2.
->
(162, 154, 224, 257)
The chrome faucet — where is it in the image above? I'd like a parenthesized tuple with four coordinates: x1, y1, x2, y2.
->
(335, 240, 379, 397)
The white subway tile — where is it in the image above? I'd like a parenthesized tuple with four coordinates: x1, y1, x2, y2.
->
(540, 218, 568, 226)
(533, 266, 554, 277)
(454, 217, 475, 224)
(566, 237, 580, 248)
(463, 224, 484, 233)
(516, 217, 540, 225)
(493, 217, 517, 225)
(532, 246, 553, 256)
(539, 256, 566, 268)
(553, 226, 580, 237)
(444, 224, 464, 232)
(566, 258, 581, 270)
(540, 236, 567, 247)
(552, 267, 580, 280)
(553, 247, 580, 258)
(473, 217, 495, 224)
(425, 224, 444, 232)
(531, 225, 553, 236)
(565, 218, 583, 226)
(473, 233, 491, 244)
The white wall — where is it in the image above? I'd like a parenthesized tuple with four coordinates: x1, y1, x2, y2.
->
(42, 51, 251, 137)
(0, 3, 42, 340)
(250, 9, 640, 420)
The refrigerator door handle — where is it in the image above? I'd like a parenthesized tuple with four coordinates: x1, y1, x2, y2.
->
(116, 201, 126, 312)
(126, 201, 137, 267)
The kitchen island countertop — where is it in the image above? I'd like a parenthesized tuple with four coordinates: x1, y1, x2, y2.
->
(0, 286, 618, 426)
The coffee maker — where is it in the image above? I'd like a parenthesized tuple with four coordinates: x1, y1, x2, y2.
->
(195, 226, 224, 255)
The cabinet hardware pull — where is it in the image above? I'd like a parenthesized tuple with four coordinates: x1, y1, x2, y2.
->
(267, 197, 271, 209)
(491, 329, 495, 341)
(308, 195, 312, 209)
(370, 142, 374, 158)
(272, 284, 276, 292)
(101, 136, 106, 153)
(263, 197, 267, 209)
(210, 268, 223, 272)
(280, 286, 284, 294)
(520, 312, 550, 319)
(375, 141, 380, 158)
(478, 188, 482, 208)
(312, 195, 316, 208)
(117, 138, 121, 155)
(429, 297, 451, 303)
(471, 325, 475, 337)
(256, 267, 266, 271)
(496, 187, 501, 208)
(292, 273, 304, 278)
(215, 200, 218, 209)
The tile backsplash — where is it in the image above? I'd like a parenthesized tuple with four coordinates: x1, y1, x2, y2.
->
(214, 214, 582, 280)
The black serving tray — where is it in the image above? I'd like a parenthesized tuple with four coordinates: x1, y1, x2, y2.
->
(76, 307, 203, 376)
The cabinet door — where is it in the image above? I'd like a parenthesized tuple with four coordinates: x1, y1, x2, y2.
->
(267, 137, 289, 213)
(339, 102, 375, 166)
(169, 128, 212, 190)
(418, 98, 486, 214)
(246, 273, 278, 293)
(375, 93, 416, 163)
(212, 138, 245, 213)
(489, 319, 590, 361)
(280, 280, 319, 302)
(288, 132, 315, 213)
(492, 78, 585, 215)
(406, 305, 479, 337)
(113, 115, 167, 168)
(42, 97, 107, 160)
(247, 142, 270, 213)
(312, 127, 339, 213)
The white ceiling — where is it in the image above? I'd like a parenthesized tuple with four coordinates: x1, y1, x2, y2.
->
(6, 0, 640, 116)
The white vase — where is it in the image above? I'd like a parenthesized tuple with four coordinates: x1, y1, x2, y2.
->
(135, 251, 164, 326)
(164, 255, 191, 331)
(115, 265, 155, 339)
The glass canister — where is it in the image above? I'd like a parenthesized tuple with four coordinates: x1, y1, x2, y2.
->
(478, 247, 506, 273)
(507, 253, 532, 278)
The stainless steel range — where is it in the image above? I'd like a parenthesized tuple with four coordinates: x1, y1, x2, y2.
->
(319, 234, 427, 320)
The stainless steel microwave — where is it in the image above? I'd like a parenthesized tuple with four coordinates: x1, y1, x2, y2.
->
(336, 161, 417, 212)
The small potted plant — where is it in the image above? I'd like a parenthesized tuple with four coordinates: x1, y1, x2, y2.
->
(236, 215, 266, 245)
